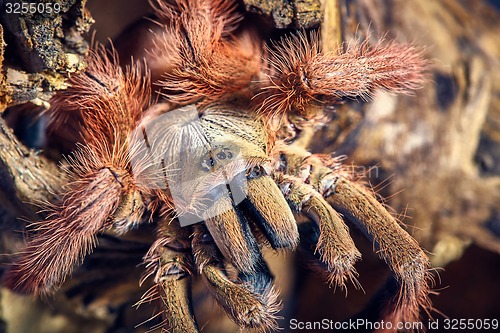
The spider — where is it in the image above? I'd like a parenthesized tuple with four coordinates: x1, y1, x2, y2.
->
(3, 0, 432, 332)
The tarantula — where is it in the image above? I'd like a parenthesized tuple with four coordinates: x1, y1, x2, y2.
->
(3, 0, 432, 332)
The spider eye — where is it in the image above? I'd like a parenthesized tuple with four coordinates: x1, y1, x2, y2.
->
(201, 157, 215, 172)
(201, 156, 216, 172)
(246, 166, 266, 179)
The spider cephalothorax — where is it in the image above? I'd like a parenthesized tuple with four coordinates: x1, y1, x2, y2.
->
(4, 0, 433, 332)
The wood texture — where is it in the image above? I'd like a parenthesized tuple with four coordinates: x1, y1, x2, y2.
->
(1, 0, 499, 332)
(312, 0, 500, 266)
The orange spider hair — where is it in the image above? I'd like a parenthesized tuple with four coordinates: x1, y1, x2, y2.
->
(257, 32, 428, 120)
(149, 0, 262, 105)
(3, 46, 151, 295)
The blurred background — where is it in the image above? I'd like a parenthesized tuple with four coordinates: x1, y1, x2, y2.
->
(1, 0, 499, 332)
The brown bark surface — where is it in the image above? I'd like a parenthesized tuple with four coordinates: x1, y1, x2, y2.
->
(0, 0, 499, 332)
(314, 0, 500, 265)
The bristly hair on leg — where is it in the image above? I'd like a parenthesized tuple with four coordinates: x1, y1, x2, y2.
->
(46, 44, 151, 145)
(191, 225, 281, 333)
(138, 217, 198, 333)
(2, 156, 135, 295)
(149, 0, 262, 106)
(149, 0, 243, 36)
(255, 31, 428, 120)
(3, 45, 151, 296)
(328, 178, 433, 331)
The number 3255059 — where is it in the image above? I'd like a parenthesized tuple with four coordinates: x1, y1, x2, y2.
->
(4, 2, 61, 15)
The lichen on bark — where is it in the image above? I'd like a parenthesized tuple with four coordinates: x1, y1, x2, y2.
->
(243, 0, 322, 29)
(0, 0, 92, 112)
